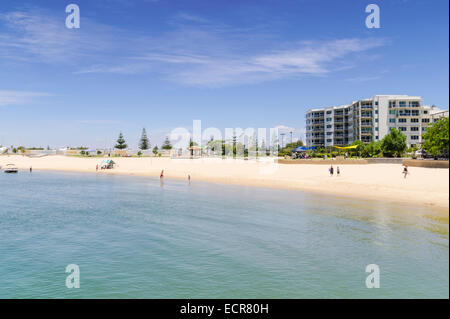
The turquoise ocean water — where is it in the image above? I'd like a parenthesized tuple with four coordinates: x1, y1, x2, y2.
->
(0, 170, 448, 298)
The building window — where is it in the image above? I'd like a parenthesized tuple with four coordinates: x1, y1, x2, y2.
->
(375, 118, 378, 122)
(389, 118, 395, 123)
(375, 127, 379, 131)
(376, 136, 379, 140)
(327, 118, 332, 122)
(411, 118, 419, 123)
(398, 118, 407, 123)
(422, 118, 430, 123)
(422, 127, 427, 131)
(411, 136, 419, 140)
(424, 111, 428, 114)
(327, 139, 332, 142)
(411, 127, 419, 131)
(399, 127, 407, 131)
(326, 125, 332, 128)
(389, 110, 395, 115)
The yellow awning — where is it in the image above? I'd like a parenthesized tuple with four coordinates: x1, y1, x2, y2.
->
(333, 145, 359, 150)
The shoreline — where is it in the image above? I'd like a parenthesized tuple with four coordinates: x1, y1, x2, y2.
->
(1, 155, 449, 212)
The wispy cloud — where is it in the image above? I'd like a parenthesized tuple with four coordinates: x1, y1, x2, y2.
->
(154, 38, 387, 87)
(0, 8, 388, 87)
(0, 90, 51, 106)
(78, 119, 121, 125)
(0, 8, 120, 63)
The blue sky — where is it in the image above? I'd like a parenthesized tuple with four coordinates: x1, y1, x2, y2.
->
(0, 0, 448, 148)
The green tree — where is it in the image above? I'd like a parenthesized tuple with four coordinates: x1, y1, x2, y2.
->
(161, 137, 172, 150)
(260, 140, 267, 156)
(380, 128, 407, 157)
(364, 141, 382, 158)
(422, 117, 449, 156)
(115, 132, 128, 150)
(206, 139, 223, 156)
(279, 140, 304, 157)
(152, 145, 159, 155)
(139, 128, 150, 150)
(350, 140, 365, 157)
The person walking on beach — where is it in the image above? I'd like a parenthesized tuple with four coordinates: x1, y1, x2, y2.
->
(96, 164, 98, 171)
(30, 166, 32, 173)
(337, 166, 340, 176)
(160, 170, 164, 179)
(188, 174, 191, 184)
(403, 165, 408, 178)
(329, 165, 334, 176)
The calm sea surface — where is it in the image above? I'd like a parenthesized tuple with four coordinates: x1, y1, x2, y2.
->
(0, 170, 448, 298)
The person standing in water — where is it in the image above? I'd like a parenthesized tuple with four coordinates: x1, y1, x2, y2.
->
(30, 166, 32, 173)
(188, 174, 191, 184)
(160, 170, 165, 187)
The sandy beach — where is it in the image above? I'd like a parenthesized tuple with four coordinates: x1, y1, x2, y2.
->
(1, 155, 448, 211)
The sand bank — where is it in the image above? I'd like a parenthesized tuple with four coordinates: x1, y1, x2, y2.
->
(1, 155, 448, 210)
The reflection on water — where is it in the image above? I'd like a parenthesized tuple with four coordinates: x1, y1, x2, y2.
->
(0, 170, 448, 298)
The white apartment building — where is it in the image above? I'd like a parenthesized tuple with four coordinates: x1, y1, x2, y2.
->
(305, 95, 448, 148)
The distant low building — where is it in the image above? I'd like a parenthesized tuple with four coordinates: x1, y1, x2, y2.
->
(431, 108, 449, 123)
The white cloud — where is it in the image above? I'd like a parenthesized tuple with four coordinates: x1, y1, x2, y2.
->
(0, 90, 51, 106)
(0, 8, 120, 63)
(0, 8, 388, 87)
(78, 120, 121, 125)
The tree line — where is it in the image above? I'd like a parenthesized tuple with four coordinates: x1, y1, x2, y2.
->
(114, 129, 173, 155)
(84, 117, 450, 158)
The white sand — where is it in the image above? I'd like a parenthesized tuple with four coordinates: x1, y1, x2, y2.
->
(1, 155, 448, 210)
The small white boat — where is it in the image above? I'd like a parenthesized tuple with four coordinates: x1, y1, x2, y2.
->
(3, 164, 18, 173)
